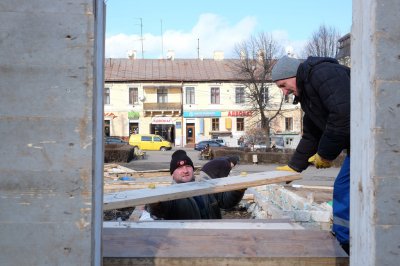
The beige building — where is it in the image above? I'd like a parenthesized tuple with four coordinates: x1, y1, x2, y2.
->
(104, 56, 302, 148)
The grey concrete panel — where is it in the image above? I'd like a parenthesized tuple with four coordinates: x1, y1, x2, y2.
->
(0, 118, 93, 171)
(375, 225, 400, 265)
(0, 78, 94, 117)
(0, 168, 92, 196)
(0, 9, 95, 117)
(0, 12, 94, 66)
(0, 1, 96, 265)
(374, 176, 400, 225)
(0, 0, 93, 14)
(0, 223, 91, 266)
(374, 0, 400, 65)
(375, 41, 400, 81)
(0, 191, 92, 223)
(374, 82, 400, 177)
(352, 0, 400, 265)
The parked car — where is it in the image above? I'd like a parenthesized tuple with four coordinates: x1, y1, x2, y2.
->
(212, 138, 226, 146)
(194, 140, 224, 151)
(129, 134, 172, 151)
(104, 136, 129, 145)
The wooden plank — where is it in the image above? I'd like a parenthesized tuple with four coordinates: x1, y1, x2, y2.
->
(104, 181, 172, 193)
(103, 220, 304, 230)
(103, 226, 348, 265)
(103, 171, 300, 210)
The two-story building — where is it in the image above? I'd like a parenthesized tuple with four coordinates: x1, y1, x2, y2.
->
(104, 54, 302, 148)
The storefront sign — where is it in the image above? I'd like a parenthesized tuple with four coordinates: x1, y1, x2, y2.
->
(104, 112, 118, 119)
(128, 111, 140, 120)
(183, 111, 221, 118)
(228, 110, 252, 117)
(152, 117, 173, 124)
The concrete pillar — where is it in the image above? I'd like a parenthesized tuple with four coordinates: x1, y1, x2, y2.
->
(0, 1, 104, 265)
(351, 0, 400, 265)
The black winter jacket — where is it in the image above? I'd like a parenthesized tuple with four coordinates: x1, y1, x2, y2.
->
(201, 157, 232, 179)
(146, 178, 244, 220)
(288, 57, 350, 172)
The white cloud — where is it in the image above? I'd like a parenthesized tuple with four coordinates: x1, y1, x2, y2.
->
(105, 14, 308, 59)
(105, 13, 257, 59)
(272, 30, 307, 58)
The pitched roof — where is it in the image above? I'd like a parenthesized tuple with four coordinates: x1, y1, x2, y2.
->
(104, 58, 244, 83)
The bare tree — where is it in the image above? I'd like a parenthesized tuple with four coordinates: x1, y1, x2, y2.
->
(303, 24, 341, 58)
(232, 32, 284, 149)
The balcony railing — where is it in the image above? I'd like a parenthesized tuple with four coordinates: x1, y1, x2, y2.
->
(143, 102, 182, 111)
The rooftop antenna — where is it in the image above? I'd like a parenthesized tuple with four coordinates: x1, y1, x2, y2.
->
(161, 19, 164, 59)
(134, 18, 144, 59)
(139, 18, 144, 59)
(197, 38, 200, 59)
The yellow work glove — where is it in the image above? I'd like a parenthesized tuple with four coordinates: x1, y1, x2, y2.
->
(276, 165, 298, 184)
(308, 153, 332, 169)
(276, 165, 297, 172)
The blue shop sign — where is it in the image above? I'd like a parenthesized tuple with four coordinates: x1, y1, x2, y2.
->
(183, 111, 221, 118)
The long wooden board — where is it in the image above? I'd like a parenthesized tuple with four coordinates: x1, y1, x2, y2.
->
(103, 224, 348, 265)
(103, 220, 304, 230)
(103, 171, 300, 210)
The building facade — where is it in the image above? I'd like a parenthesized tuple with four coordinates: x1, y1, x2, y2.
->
(104, 57, 302, 147)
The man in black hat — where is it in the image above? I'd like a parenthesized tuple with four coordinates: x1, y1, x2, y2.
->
(145, 150, 244, 220)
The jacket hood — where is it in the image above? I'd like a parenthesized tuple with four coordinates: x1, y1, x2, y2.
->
(295, 56, 339, 100)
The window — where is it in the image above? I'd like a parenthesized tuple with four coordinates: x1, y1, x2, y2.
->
(104, 120, 110, 136)
(129, 123, 139, 135)
(186, 87, 195, 104)
(285, 117, 293, 131)
(153, 136, 162, 142)
(211, 118, 219, 131)
(211, 87, 220, 104)
(104, 87, 110, 104)
(157, 87, 168, 103)
(236, 118, 244, 131)
(129, 87, 138, 104)
(141, 136, 152, 141)
(284, 94, 290, 103)
(260, 86, 268, 104)
(235, 87, 245, 104)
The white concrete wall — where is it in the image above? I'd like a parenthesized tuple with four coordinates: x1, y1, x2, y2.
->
(351, 0, 400, 265)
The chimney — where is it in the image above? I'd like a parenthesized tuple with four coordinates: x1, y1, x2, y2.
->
(240, 50, 246, 60)
(257, 49, 265, 61)
(213, 50, 224, 60)
(128, 50, 137, 59)
(167, 50, 175, 60)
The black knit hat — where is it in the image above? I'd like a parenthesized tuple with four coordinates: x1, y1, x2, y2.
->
(170, 150, 194, 174)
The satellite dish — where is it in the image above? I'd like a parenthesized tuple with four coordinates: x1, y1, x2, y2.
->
(139, 95, 146, 102)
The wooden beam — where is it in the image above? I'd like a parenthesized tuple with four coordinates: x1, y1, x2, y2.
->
(103, 220, 304, 230)
(103, 171, 300, 210)
(103, 224, 348, 265)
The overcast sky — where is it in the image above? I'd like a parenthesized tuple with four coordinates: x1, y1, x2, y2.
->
(105, 0, 352, 59)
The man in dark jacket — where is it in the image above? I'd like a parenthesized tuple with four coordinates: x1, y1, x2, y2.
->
(271, 56, 350, 254)
(146, 150, 244, 220)
(200, 155, 240, 179)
